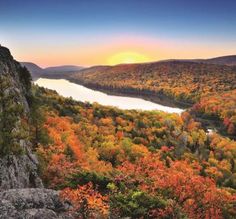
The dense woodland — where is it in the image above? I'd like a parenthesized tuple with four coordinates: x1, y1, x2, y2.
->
(2, 54, 235, 218)
(29, 85, 236, 218)
(69, 61, 236, 136)
(191, 90, 236, 137)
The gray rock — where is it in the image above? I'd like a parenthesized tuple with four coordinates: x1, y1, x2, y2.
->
(0, 189, 73, 219)
(0, 155, 43, 190)
(0, 46, 74, 218)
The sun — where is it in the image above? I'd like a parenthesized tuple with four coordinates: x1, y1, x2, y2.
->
(107, 51, 150, 65)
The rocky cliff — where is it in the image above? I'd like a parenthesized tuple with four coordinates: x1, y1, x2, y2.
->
(0, 46, 72, 218)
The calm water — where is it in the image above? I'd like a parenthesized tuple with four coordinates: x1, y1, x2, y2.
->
(35, 78, 184, 114)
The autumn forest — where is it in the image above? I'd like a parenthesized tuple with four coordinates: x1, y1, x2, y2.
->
(68, 61, 236, 138)
(30, 81, 236, 218)
(1, 1, 236, 218)
(0, 44, 236, 218)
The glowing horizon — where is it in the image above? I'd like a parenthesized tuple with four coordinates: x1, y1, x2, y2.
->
(1, 0, 235, 67)
(2, 34, 236, 68)
(107, 51, 150, 65)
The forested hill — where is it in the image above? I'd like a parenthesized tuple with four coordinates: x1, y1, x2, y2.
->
(22, 54, 236, 80)
(70, 61, 236, 104)
(68, 61, 236, 137)
(28, 76, 236, 218)
(165, 55, 236, 66)
(203, 55, 236, 66)
(1, 46, 236, 218)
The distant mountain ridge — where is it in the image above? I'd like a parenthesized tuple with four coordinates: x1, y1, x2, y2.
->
(202, 55, 236, 66)
(68, 57, 236, 109)
(146, 55, 236, 66)
(20, 62, 83, 79)
(21, 54, 236, 80)
(21, 62, 44, 75)
(44, 65, 84, 73)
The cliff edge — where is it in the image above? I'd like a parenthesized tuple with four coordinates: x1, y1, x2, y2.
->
(0, 45, 72, 218)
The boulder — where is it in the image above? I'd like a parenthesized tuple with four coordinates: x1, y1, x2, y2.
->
(0, 188, 73, 219)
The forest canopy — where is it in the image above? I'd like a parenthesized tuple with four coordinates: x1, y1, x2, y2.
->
(30, 86, 236, 218)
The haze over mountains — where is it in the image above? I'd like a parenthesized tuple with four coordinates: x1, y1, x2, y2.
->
(1, 44, 236, 218)
(201, 55, 236, 66)
(22, 55, 236, 79)
(21, 62, 83, 79)
(157, 55, 236, 66)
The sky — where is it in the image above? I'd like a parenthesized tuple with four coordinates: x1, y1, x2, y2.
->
(0, 0, 236, 67)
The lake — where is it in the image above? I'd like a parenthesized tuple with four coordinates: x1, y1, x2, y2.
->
(35, 78, 185, 114)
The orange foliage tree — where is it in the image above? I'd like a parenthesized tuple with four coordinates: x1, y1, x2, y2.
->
(60, 182, 109, 218)
(114, 153, 236, 218)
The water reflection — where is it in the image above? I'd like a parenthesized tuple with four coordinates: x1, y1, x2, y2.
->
(35, 78, 184, 114)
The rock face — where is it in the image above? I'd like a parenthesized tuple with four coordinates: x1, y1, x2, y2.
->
(0, 154, 43, 190)
(0, 45, 72, 218)
(0, 189, 72, 219)
(0, 45, 42, 190)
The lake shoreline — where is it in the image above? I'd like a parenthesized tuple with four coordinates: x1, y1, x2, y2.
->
(34, 78, 184, 113)
(66, 77, 193, 109)
(34, 77, 235, 139)
(34, 75, 192, 109)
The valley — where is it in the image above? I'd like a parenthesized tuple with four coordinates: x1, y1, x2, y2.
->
(28, 58, 236, 139)
(0, 45, 236, 218)
(35, 78, 184, 113)
(1, 1, 236, 218)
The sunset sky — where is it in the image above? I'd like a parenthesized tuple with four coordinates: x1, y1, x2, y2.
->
(0, 0, 236, 67)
